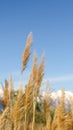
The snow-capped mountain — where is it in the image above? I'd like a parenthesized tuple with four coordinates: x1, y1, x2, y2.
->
(42, 90, 73, 100)
(42, 90, 73, 108)
(0, 89, 3, 99)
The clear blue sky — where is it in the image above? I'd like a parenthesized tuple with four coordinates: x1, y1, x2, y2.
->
(0, 0, 73, 91)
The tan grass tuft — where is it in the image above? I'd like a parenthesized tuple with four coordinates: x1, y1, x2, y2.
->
(2, 79, 9, 109)
(21, 32, 32, 73)
(9, 75, 14, 102)
(36, 54, 45, 92)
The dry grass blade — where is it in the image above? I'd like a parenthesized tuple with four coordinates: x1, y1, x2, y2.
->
(44, 82, 51, 130)
(31, 52, 37, 82)
(2, 79, 9, 109)
(9, 75, 14, 102)
(13, 82, 24, 130)
(45, 82, 51, 116)
(57, 89, 66, 130)
(36, 54, 45, 92)
(24, 78, 34, 130)
(51, 102, 59, 130)
(13, 81, 23, 121)
(21, 32, 32, 73)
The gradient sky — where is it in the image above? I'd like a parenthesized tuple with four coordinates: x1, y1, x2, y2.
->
(0, 0, 73, 91)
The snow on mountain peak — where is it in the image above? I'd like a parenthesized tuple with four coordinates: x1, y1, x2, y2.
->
(0, 89, 3, 99)
(42, 90, 73, 102)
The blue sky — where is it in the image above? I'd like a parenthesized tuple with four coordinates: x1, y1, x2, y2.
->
(0, 0, 73, 91)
